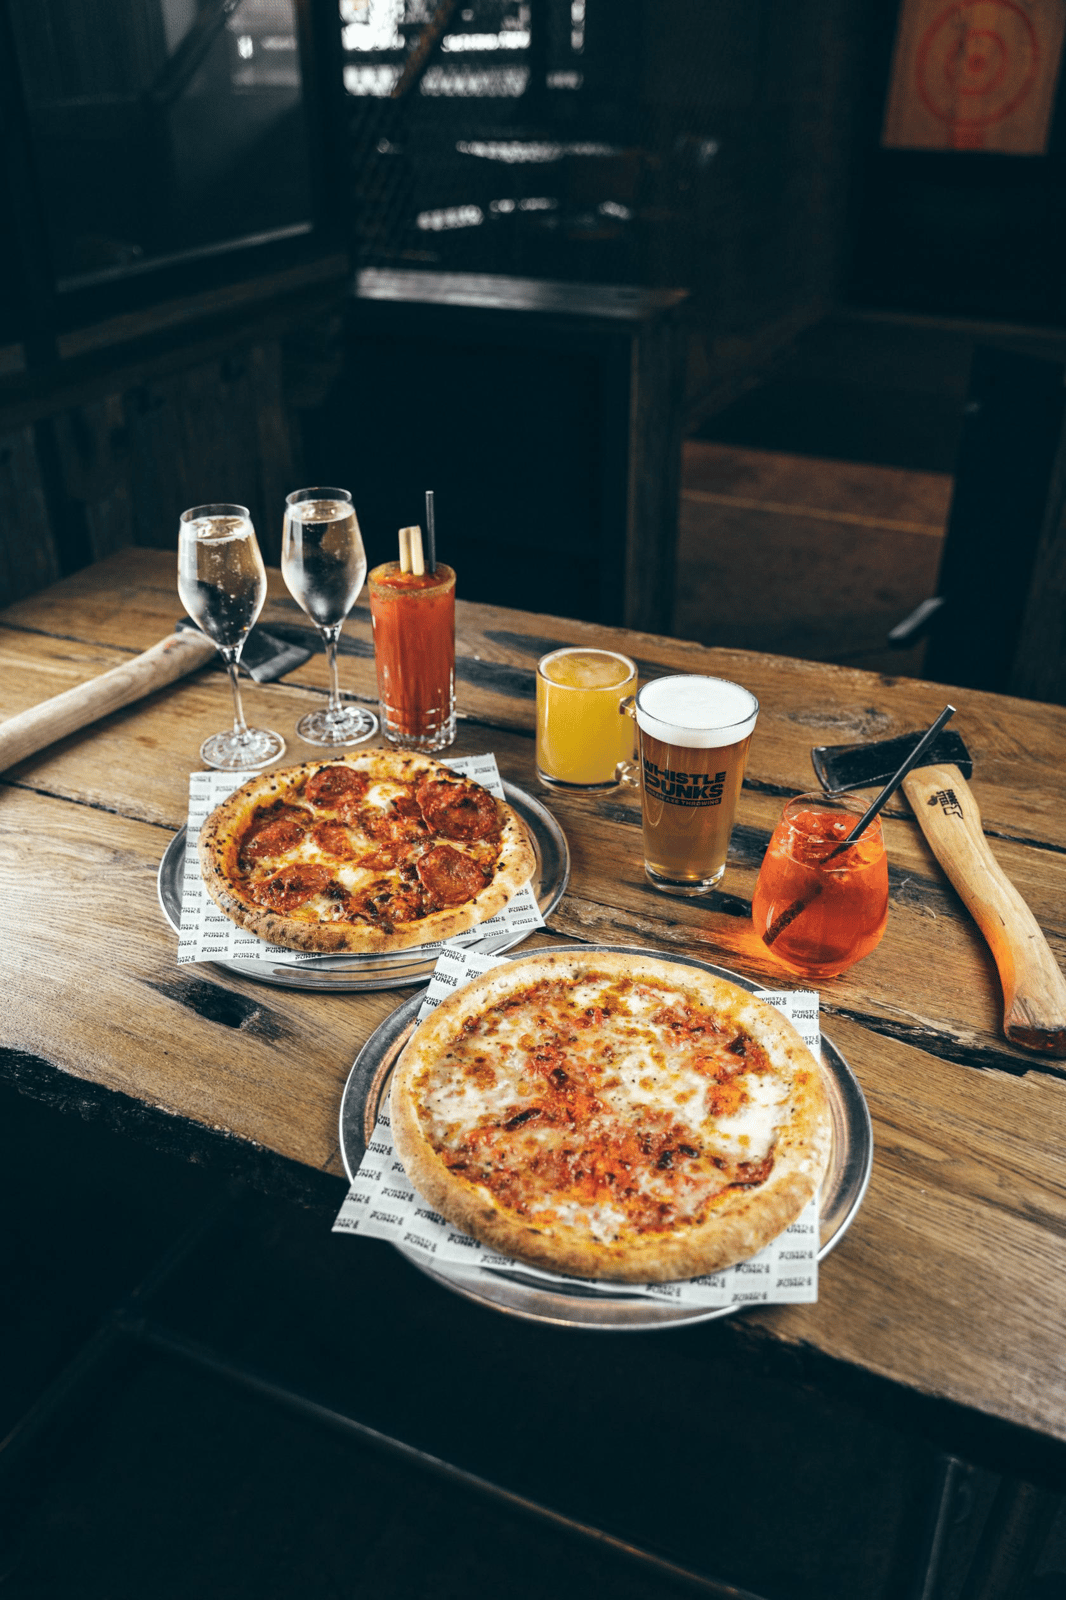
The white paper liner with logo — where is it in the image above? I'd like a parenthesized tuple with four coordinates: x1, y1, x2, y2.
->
(174, 753, 544, 968)
(333, 945, 822, 1308)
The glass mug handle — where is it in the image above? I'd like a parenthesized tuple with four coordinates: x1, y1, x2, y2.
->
(617, 695, 639, 787)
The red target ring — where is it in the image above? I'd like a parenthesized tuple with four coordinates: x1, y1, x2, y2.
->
(916, 0, 1040, 128)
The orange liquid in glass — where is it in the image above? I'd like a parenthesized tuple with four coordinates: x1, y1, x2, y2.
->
(752, 807, 888, 980)
(369, 562, 455, 747)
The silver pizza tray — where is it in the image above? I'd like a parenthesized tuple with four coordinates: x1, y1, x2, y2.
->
(156, 780, 569, 992)
(338, 945, 873, 1332)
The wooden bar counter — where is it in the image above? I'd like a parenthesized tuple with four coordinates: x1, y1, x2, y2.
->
(3, 548, 1066, 1488)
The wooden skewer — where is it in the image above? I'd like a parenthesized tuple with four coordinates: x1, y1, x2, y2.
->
(409, 525, 425, 576)
(398, 526, 413, 573)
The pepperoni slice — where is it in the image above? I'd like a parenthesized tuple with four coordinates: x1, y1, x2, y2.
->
(242, 819, 306, 861)
(361, 793, 428, 844)
(416, 778, 499, 841)
(255, 863, 332, 911)
(255, 803, 311, 829)
(311, 821, 356, 860)
(356, 845, 404, 870)
(417, 844, 487, 908)
(304, 766, 369, 808)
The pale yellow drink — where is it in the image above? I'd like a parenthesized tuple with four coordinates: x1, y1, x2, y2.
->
(536, 647, 637, 789)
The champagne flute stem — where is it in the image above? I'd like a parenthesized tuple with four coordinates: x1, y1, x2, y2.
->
(321, 623, 343, 715)
(220, 647, 251, 739)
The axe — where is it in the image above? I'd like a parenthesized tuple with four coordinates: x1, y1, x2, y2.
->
(812, 727, 1066, 1057)
(0, 620, 311, 776)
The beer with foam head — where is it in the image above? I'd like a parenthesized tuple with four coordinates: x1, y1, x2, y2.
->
(635, 675, 758, 895)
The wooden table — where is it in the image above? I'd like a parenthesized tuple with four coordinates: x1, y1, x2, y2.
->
(4, 549, 1066, 1582)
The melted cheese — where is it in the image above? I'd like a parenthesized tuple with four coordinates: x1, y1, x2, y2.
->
(414, 973, 796, 1240)
(363, 780, 410, 811)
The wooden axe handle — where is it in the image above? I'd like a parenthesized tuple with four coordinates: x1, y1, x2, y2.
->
(0, 630, 217, 775)
(902, 762, 1066, 1056)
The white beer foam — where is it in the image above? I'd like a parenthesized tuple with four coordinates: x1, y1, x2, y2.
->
(635, 675, 758, 750)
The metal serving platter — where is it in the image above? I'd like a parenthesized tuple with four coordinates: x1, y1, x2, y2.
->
(338, 945, 873, 1332)
(156, 780, 569, 992)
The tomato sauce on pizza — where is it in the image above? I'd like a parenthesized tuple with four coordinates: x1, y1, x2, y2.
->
(391, 951, 831, 1282)
(198, 753, 536, 954)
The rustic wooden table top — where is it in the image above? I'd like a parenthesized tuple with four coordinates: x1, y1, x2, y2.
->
(3, 548, 1066, 1457)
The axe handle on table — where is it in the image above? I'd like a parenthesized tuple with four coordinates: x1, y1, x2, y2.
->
(902, 762, 1066, 1057)
(0, 629, 217, 776)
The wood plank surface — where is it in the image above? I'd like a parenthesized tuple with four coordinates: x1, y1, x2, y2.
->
(4, 549, 1066, 1452)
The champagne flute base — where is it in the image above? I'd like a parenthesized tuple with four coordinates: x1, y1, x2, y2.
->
(199, 726, 286, 771)
(296, 703, 379, 747)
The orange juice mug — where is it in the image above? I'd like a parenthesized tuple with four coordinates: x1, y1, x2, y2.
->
(536, 647, 637, 789)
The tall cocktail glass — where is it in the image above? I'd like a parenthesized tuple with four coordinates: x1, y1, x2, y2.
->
(368, 561, 456, 752)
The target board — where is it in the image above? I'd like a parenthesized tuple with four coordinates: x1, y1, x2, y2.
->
(882, 0, 1066, 152)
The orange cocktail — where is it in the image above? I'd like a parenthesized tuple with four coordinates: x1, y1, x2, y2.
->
(752, 793, 888, 980)
(368, 562, 456, 751)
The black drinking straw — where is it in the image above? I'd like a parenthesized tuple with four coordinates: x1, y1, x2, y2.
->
(424, 490, 437, 573)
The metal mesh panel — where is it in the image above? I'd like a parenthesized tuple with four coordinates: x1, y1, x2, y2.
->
(342, 0, 656, 282)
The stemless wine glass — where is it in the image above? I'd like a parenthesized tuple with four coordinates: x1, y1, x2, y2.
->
(177, 503, 286, 771)
(281, 486, 379, 746)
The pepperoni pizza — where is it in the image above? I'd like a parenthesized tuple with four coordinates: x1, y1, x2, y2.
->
(198, 752, 536, 954)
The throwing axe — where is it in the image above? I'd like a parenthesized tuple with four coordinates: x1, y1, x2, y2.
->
(812, 727, 1066, 1056)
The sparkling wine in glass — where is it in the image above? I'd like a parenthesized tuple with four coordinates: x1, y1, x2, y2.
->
(281, 486, 379, 746)
(177, 503, 286, 771)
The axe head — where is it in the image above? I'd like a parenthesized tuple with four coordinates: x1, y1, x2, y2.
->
(812, 728, 973, 794)
(175, 616, 312, 683)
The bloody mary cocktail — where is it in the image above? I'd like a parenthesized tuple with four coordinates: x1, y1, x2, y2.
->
(368, 561, 456, 751)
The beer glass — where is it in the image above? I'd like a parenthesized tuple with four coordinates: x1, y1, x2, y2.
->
(635, 675, 758, 895)
(536, 647, 637, 789)
(281, 486, 379, 747)
(177, 503, 286, 771)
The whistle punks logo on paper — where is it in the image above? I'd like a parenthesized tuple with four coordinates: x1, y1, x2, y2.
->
(642, 758, 726, 808)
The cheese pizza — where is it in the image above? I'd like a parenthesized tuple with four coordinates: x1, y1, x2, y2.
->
(197, 751, 536, 954)
(390, 950, 831, 1282)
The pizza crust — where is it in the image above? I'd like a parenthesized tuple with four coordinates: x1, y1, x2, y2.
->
(390, 950, 832, 1282)
(198, 750, 535, 954)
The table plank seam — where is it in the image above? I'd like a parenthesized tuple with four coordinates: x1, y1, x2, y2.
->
(0, 777, 180, 829)
(823, 1005, 1066, 1082)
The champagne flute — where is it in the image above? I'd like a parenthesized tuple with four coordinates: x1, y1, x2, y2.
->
(281, 486, 379, 746)
(177, 503, 286, 771)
